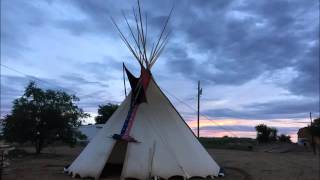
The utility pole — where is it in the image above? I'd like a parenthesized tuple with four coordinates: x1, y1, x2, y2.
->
(197, 80, 202, 138)
(310, 112, 315, 154)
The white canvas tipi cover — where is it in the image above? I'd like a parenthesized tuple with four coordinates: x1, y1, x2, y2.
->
(67, 2, 220, 178)
(66, 77, 220, 179)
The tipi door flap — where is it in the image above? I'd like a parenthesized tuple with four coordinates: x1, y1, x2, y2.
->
(121, 142, 150, 179)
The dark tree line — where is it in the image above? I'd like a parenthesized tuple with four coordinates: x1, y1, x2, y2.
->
(255, 124, 291, 143)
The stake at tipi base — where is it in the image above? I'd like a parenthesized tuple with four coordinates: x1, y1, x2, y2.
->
(65, 1, 220, 179)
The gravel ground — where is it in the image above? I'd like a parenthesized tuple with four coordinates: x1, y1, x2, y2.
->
(2, 145, 319, 180)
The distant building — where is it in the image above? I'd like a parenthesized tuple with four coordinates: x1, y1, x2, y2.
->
(297, 126, 320, 149)
(78, 124, 103, 143)
(297, 127, 311, 146)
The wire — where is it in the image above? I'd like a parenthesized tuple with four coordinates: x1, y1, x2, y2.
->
(2, 63, 318, 133)
(1, 63, 77, 94)
(0, 64, 114, 103)
(160, 87, 320, 137)
(161, 87, 239, 137)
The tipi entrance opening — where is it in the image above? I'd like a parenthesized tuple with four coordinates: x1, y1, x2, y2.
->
(100, 141, 128, 178)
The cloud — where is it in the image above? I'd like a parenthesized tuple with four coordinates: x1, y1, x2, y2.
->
(55, 19, 95, 36)
(60, 74, 109, 88)
(1, 0, 48, 58)
(288, 41, 319, 96)
(51, 0, 130, 37)
(1, 0, 319, 126)
(161, 0, 318, 121)
(0, 75, 35, 117)
(0, 74, 113, 117)
(77, 58, 123, 80)
(164, 0, 319, 92)
(44, 0, 319, 97)
(199, 124, 297, 134)
(0, 81, 24, 117)
(203, 98, 319, 120)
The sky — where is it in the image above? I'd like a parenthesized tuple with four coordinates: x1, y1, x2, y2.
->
(1, 0, 319, 142)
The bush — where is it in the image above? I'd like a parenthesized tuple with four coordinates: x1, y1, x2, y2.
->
(278, 134, 291, 143)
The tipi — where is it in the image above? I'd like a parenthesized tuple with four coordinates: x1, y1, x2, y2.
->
(66, 1, 220, 179)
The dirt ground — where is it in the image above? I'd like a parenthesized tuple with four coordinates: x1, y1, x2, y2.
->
(2, 145, 319, 180)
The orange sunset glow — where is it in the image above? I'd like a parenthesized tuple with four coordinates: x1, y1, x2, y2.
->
(186, 118, 310, 142)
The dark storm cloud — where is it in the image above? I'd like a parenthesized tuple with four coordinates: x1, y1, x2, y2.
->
(55, 0, 318, 92)
(166, 46, 197, 76)
(60, 74, 109, 88)
(55, 0, 176, 37)
(79, 58, 122, 76)
(1, 0, 319, 122)
(77, 57, 141, 82)
(204, 98, 319, 120)
(3, 0, 317, 93)
(287, 41, 319, 96)
(163, 0, 319, 97)
(55, 19, 95, 36)
(52, 0, 136, 37)
(247, 99, 319, 115)
(0, 75, 110, 117)
(0, 81, 24, 116)
(199, 125, 297, 134)
(1, 0, 47, 58)
(0, 75, 76, 97)
(1, 75, 35, 117)
(66, 0, 318, 117)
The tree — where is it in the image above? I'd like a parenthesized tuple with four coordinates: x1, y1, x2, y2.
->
(95, 103, 119, 124)
(2, 82, 89, 154)
(255, 124, 271, 143)
(269, 127, 278, 142)
(310, 117, 320, 137)
(255, 124, 279, 143)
